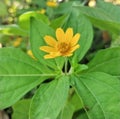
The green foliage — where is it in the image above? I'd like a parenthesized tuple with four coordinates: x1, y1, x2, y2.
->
(0, 48, 52, 109)
(0, 0, 120, 119)
(0, 25, 28, 36)
(12, 99, 31, 119)
(30, 76, 69, 119)
(74, 0, 120, 35)
(96, 0, 120, 22)
(19, 11, 49, 30)
(0, 1, 8, 17)
(73, 72, 120, 119)
(87, 47, 120, 78)
(57, 92, 83, 119)
(50, 15, 68, 29)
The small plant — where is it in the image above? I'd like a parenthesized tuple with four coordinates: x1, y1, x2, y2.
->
(0, 0, 120, 119)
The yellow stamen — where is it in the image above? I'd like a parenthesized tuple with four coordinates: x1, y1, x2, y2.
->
(57, 42, 70, 54)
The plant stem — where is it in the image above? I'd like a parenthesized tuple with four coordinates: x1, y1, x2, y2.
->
(65, 57, 68, 75)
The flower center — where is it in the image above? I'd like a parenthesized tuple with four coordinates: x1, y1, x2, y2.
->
(57, 42, 70, 53)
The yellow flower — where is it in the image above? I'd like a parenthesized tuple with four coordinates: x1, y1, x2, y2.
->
(46, 1, 58, 7)
(27, 50, 36, 60)
(37, 9, 46, 14)
(13, 37, 22, 47)
(40, 28, 80, 59)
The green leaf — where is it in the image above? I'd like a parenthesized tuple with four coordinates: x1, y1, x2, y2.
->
(73, 72, 120, 119)
(54, 1, 84, 15)
(12, 99, 31, 119)
(57, 102, 74, 119)
(54, 2, 73, 15)
(30, 17, 64, 70)
(50, 15, 68, 30)
(96, 0, 120, 22)
(74, 64, 88, 74)
(0, 48, 52, 109)
(0, 24, 28, 36)
(111, 36, 120, 47)
(29, 76, 69, 119)
(74, 5, 120, 35)
(18, 11, 49, 30)
(87, 47, 120, 78)
(0, 1, 8, 17)
(57, 92, 83, 119)
(64, 12, 93, 62)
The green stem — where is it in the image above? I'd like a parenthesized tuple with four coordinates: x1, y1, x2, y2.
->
(65, 57, 68, 75)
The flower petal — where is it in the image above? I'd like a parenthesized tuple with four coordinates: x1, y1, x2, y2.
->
(44, 54, 56, 59)
(70, 44, 80, 53)
(65, 28, 73, 41)
(62, 45, 79, 57)
(71, 33, 80, 46)
(62, 53, 73, 57)
(56, 28, 65, 42)
(44, 52, 60, 59)
(39, 46, 56, 53)
(44, 35, 57, 47)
